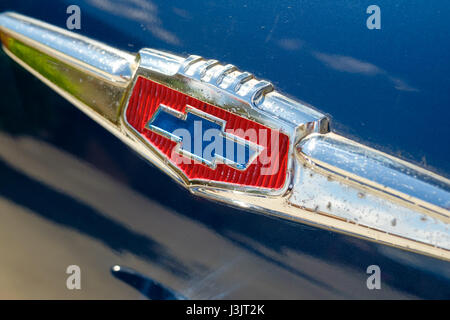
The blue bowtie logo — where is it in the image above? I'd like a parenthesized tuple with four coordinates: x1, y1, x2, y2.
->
(145, 104, 261, 169)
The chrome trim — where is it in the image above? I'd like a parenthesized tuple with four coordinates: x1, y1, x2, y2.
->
(298, 133, 450, 216)
(292, 133, 450, 248)
(1, 12, 449, 261)
(0, 12, 137, 123)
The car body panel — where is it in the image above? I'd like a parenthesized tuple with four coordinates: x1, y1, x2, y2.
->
(0, 0, 449, 299)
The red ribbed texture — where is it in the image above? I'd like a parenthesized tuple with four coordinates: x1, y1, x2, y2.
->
(126, 76, 289, 189)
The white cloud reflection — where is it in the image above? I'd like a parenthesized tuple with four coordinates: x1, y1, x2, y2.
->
(87, 0, 180, 45)
(277, 38, 304, 51)
(313, 52, 382, 75)
(313, 51, 418, 92)
(275, 38, 418, 92)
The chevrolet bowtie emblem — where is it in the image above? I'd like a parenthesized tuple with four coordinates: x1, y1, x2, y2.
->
(2, 12, 449, 261)
(145, 104, 261, 170)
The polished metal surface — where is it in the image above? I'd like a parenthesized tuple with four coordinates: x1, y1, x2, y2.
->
(1, 11, 449, 260)
(293, 133, 450, 248)
(298, 133, 450, 214)
(0, 12, 137, 123)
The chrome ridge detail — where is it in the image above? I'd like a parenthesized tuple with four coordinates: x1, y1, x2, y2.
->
(1, 12, 449, 260)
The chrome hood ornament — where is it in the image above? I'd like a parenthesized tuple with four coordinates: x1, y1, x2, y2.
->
(1, 12, 449, 260)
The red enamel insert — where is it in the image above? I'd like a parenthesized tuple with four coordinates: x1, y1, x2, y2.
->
(126, 76, 289, 189)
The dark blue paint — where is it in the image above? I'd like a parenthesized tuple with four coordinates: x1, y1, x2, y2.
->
(0, 0, 449, 298)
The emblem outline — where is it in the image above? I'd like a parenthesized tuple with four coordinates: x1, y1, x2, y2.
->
(121, 74, 292, 195)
